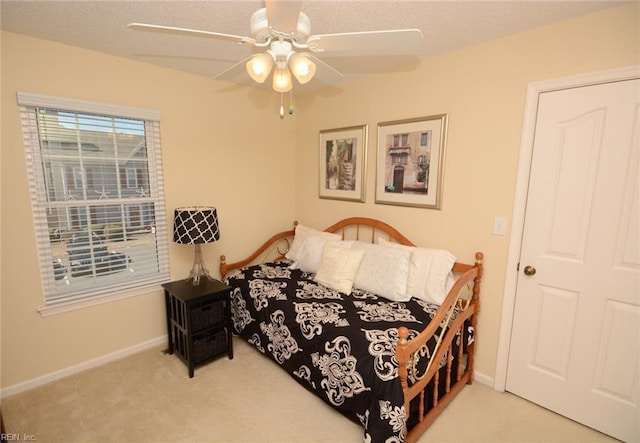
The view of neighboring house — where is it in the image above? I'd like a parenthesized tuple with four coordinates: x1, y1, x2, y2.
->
(40, 108, 155, 240)
(37, 108, 161, 296)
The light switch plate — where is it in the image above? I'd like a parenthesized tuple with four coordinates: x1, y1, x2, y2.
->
(492, 216, 508, 236)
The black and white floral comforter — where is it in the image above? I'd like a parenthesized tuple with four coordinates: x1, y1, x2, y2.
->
(224, 261, 467, 442)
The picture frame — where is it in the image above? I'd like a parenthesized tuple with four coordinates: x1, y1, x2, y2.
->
(319, 124, 368, 202)
(375, 114, 448, 209)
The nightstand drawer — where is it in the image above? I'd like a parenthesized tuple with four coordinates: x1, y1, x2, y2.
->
(193, 328, 229, 364)
(191, 299, 225, 332)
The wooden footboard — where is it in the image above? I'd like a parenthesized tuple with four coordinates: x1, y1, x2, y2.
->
(220, 217, 483, 442)
(397, 252, 483, 442)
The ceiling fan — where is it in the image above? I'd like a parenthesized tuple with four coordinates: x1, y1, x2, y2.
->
(129, 0, 423, 116)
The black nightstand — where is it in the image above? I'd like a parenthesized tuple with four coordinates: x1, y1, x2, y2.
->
(162, 278, 234, 377)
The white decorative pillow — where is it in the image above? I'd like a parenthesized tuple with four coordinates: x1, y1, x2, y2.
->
(378, 238, 456, 305)
(350, 241, 412, 301)
(445, 272, 470, 300)
(314, 244, 365, 294)
(295, 237, 351, 274)
(285, 224, 341, 262)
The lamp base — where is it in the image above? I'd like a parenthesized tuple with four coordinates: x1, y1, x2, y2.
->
(188, 243, 215, 286)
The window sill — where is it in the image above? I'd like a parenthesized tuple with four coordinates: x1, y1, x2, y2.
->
(37, 282, 167, 317)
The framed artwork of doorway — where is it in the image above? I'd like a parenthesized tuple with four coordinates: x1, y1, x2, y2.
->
(375, 114, 448, 209)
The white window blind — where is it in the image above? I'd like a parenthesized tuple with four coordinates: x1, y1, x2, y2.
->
(18, 92, 170, 306)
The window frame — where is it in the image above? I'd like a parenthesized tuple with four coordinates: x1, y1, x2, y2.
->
(17, 92, 171, 315)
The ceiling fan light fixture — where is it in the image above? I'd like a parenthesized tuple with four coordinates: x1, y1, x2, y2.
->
(130, 3, 426, 101)
(289, 53, 316, 84)
(272, 67, 293, 92)
(246, 53, 274, 83)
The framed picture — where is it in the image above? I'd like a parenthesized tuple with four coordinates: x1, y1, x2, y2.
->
(375, 114, 448, 209)
(319, 124, 368, 202)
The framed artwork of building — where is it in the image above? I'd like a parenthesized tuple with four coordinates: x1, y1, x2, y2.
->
(375, 114, 448, 209)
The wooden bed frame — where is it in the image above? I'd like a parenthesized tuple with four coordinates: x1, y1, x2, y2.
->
(220, 217, 483, 442)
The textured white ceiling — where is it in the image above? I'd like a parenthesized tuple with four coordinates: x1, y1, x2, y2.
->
(0, 0, 629, 93)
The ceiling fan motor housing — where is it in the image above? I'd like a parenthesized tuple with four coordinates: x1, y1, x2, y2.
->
(250, 7, 311, 44)
(269, 40, 293, 67)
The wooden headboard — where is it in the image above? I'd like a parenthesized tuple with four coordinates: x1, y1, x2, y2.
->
(220, 217, 482, 278)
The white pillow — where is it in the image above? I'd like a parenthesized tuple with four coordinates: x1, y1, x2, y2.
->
(314, 244, 365, 294)
(285, 224, 341, 262)
(378, 238, 456, 304)
(350, 241, 412, 301)
(445, 271, 470, 300)
(295, 237, 351, 274)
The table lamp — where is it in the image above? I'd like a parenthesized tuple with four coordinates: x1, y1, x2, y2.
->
(173, 206, 220, 285)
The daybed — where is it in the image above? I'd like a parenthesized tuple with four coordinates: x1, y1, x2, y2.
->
(220, 217, 483, 442)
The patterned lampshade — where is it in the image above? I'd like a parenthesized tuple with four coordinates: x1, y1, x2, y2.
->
(173, 207, 220, 244)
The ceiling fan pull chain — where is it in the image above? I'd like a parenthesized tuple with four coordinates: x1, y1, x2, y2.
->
(279, 92, 285, 119)
(289, 90, 294, 115)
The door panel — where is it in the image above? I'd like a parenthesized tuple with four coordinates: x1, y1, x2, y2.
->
(594, 301, 639, 403)
(507, 79, 640, 442)
(531, 285, 578, 380)
(547, 108, 603, 259)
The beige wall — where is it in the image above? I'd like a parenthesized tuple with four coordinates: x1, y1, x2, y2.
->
(1, 3, 638, 392)
(293, 4, 639, 380)
(1, 32, 295, 389)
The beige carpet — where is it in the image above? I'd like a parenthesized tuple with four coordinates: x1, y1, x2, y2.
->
(2, 337, 618, 442)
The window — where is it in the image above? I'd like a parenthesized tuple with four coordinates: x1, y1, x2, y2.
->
(72, 166, 85, 189)
(125, 168, 138, 189)
(18, 92, 170, 309)
(391, 154, 408, 165)
(393, 134, 409, 147)
(421, 132, 430, 146)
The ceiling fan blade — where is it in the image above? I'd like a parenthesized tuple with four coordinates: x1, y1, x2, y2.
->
(307, 29, 423, 54)
(213, 55, 258, 87)
(128, 23, 256, 45)
(306, 54, 344, 85)
(316, 54, 420, 75)
(213, 55, 248, 80)
(265, 0, 302, 31)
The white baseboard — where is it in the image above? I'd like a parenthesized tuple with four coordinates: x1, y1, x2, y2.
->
(1, 335, 167, 398)
(1, 336, 497, 399)
(474, 370, 495, 388)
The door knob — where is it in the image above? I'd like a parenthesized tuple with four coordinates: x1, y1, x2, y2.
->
(523, 265, 536, 276)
